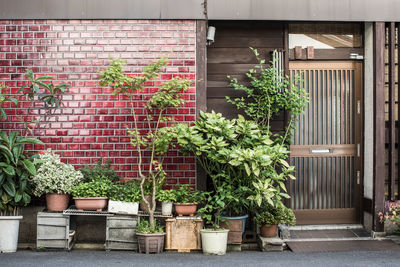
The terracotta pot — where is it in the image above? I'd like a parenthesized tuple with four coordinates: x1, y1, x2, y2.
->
(220, 218, 243, 244)
(260, 224, 278, 237)
(140, 194, 154, 213)
(174, 203, 197, 216)
(46, 193, 69, 212)
(73, 197, 108, 211)
(137, 233, 165, 254)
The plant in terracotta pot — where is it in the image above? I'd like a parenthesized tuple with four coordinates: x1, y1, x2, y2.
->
(70, 179, 113, 211)
(156, 188, 177, 216)
(108, 180, 141, 215)
(255, 203, 296, 237)
(0, 131, 43, 253)
(30, 149, 83, 212)
(174, 184, 204, 217)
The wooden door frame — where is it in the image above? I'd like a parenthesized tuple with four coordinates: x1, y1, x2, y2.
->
(288, 61, 363, 224)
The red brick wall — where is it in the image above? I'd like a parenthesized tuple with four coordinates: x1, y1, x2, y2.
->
(0, 19, 197, 186)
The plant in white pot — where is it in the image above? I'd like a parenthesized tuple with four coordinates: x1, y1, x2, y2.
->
(0, 131, 43, 253)
(108, 181, 141, 215)
(30, 149, 83, 212)
(156, 189, 176, 216)
(71, 179, 113, 211)
(198, 186, 230, 255)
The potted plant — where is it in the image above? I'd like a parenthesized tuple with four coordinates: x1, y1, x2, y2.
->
(255, 204, 296, 237)
(198, 187, 230, 255)
(174, 184, 204, 216)
(99, 58, 191, 253)
(0, 131, 43, 253)
(156, 189, 177, 216)
(70, 179, 113, 211)
(80, 158, 120, 183)
(136, 219, 165, 254)
(30, 149, 83, 211)
(108, 181, 141, 215)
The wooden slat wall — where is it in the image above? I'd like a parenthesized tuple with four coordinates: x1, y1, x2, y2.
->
(207, 21, 285, 131)
(384, 22, 400, 201)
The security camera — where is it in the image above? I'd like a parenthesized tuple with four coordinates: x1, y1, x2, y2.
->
(207, 26, 216, 45)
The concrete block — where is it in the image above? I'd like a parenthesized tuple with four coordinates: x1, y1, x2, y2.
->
(227, 243, 241, 252)
(257, 235, 283, 252)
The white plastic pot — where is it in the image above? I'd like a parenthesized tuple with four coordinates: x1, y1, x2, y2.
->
(161, 202, 173, 216)
(200, 229, 229, 255)
(108, 200, 138, 215)
(0, 216, 23, 253)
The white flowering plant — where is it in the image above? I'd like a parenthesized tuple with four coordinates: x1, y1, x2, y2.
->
(30, 150, 83, 196)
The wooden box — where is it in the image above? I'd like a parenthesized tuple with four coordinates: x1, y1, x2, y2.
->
(165, 217, 203, 252)
(105, 215, 139, 251)
(37, 212, 75, 250)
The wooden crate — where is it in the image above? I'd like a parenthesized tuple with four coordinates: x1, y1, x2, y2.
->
(105, 215, 138, 251)
(165, 217, 203, 252)
(37, 212, 74, 250)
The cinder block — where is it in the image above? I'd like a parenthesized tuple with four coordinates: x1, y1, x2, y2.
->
(257, 235, 283, 252)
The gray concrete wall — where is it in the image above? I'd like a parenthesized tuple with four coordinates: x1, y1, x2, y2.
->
(363, 22, 374, 201)
(2, 0, 400, 21)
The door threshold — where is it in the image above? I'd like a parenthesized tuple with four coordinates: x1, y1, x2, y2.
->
(283, 224, 364, 231)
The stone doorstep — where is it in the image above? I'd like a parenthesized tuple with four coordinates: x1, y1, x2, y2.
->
(257, 235, 284, 252)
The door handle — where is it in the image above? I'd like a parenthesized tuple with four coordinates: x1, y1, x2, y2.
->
(310, 148, 332, 154)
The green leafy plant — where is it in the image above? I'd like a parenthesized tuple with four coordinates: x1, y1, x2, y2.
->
(176, 111, 295, 215)
(99, 58, 191, 229)
(0, 83, 18, 120)
(109, 181, 141, 203)
(174, 184, 204, 204)
(136, 218, 164, 234)
(70, 179, 113, 198)
(156, 189, 177, 203)
(255, 204, 296, 226)
(0, 131, 43, 215)
(226, 48, 308, 145)
(18, 69, 68, 137)
(79, 158, 120, 183)
(30, 149, 83, 196)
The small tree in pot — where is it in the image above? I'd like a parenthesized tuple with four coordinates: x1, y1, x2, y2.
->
(100, 58, 191, 253)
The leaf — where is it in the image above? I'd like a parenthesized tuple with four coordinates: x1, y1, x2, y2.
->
(244, 163, 251, 176)
(288, 174, 296, 180)
(22, 160, 36, 175)
(3, 182, 16, 197)
(36, 75, 55, 80)
(22, 193, 31, 205)
(18, 137, 44, 145)
(1, 165, 15, 176)
(14, 192, 22, 202)
(279, 159, 290, 168)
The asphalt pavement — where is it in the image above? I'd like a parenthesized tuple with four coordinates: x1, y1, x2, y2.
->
(1, 250, 400, 267)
